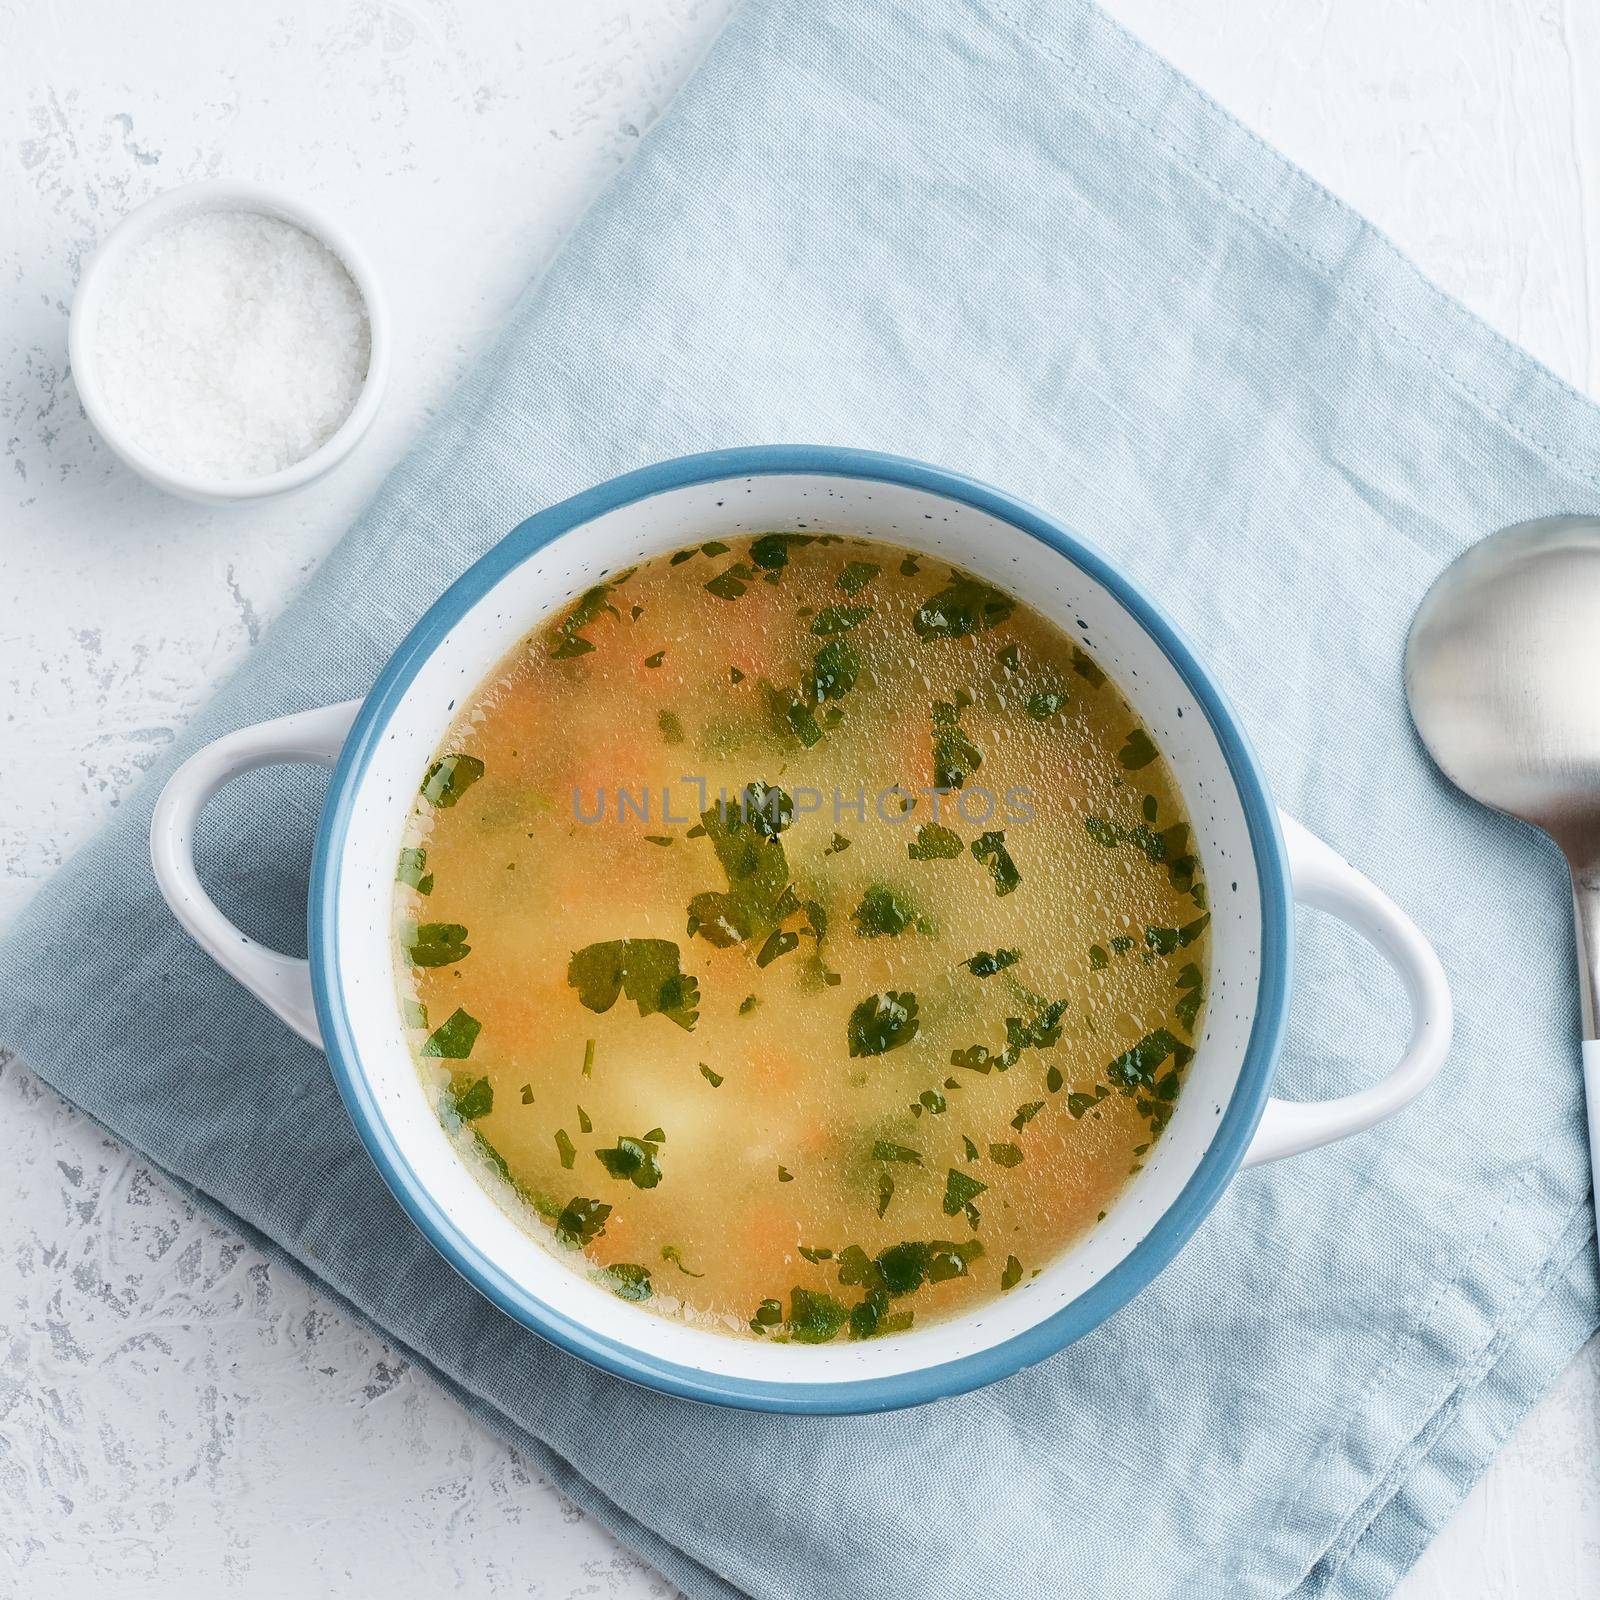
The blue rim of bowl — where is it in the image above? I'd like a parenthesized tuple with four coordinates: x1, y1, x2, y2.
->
(308, 445, 1293, 1414)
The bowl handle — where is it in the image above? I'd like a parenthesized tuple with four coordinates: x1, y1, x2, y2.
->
(149, 701, 361, 1048)
(1242, 812, 1453, 1167)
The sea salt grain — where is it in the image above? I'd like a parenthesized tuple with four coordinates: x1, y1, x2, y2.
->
(93, 209, 371, 482)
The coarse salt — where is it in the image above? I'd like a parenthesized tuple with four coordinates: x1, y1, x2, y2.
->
(92, 209, 371, 482)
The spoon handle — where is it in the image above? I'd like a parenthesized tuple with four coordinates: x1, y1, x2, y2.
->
(1586, 1046, 1600, 1264)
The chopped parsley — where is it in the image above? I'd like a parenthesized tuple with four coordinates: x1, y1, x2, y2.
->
(451, 1076, 493, 1122)
(402, 921, 471, 968)
(555, 1129, 576, 1168)
(851, 884, 920, 939)
(913, 574, 1015, 639)
(1070, 646, 1105, 686)
(658, 709, 685, 745)
(872, 1141, 923, 1165)
(550, 576, 631, 658)
(962, 947, 1018, 977)
(567, 939, 699, 1030)
(1118, 728, 1159, 770)
(777, 1165, 794, 1183)
(971, 830, 1021, 896)
(847, 991, 920, 1057)
(931, 700, 982, 789)
(942, 1168, 987, 1224)
(660, 1244, 704, 1278)
(420, 753, 485, 808)
(594, 1263, 652, 1302)
(988, 1142, 1023, 1168)
(786, 1287, 848, 1343)
(825, 832, 852, 855)
(699, 1063, 724, 1087)
(839, 560, 880, 594)
(810, 604, 873, 636)
(554, 1196, 611, 1248)
(595, 1134, 664, 1189)
(1025, 690, 1064, 720)
(420, 1007, 481, 1060)
(644, 649, 666, 668)
(396, 847, 434, 894)
(1175, 963, 1204, 1033)
(1000, 1255, 1023, 1291)
(908, 823, 963, 860)
(1011, 1101, 1045, 1129)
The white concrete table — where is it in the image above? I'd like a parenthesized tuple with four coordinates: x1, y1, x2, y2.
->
(3, 2, 1596, 1593)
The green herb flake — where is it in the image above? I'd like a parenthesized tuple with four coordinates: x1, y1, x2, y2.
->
(756, 928, 800, 968)
(403, 921, 471, 968)
(1145, 925, 1180, 956)
(851, 884, 920, 939)
(699, 1063, 724, 1087)
(596, 1135, 664, 1189)
(1070, 646, 1106, 687)
(899, 554, 921, 576)
(1118, 728, 1159, 770)
(777, 1164, 794, 1184)
(931, 700, 982, 790)
(1025, 690, 1064, 720)
(658, 709, 686, 745)
(577, 1105, 592, 1133)
(582, 1038, 596, 1077)
(567, 939, 699, 1031)
(553, 1196, 611, 1249)
(451, 1076, 493, 1122)
(1088, 944, 1110, 970)
(942, 1168, 987, 1221)
(729, 665, 746, 683)
(705, 561, 755, 601)
(825, 832, 852, 855)
(839, 560, 881, 595)
(644, 834, 673, 847)
(420, 1008, 481, 1060)
(594, 1263, 652, 1302)
(809, 636, 861, 702)
(661, 1244, 704, 1278)
(555, 1128, 576, 1168)
(962, 1135, 979, 1162)
(786, 1286, 848, 1343)
(396, 847, 434, 894)
(643, 649, 666, 669)
(810, 604, 873, 636)
(739, 994, 759, 1015)
(519, 1084, 533, 1105)
(420, 753, 485, 808)
(847, 991, 920, 1057)
(872, 1141, 923, 1165)
(908, 823, 964, 861)
(1001, 1255, 1023, 1291)
(971, 830, 1021, 896)
(1084, 816, 1119, 848)
(995, 642, 1021, 674)
(876, 1171, 895, 1217)
(750, 533, 814, 572)
(913, 574, 1016, 640)
(962, 947, 1019, 977)
(1011, 1101, 1045, 1130)
(988, 1142, 1024, 1168)
(1046, 1065, 1064, 1093)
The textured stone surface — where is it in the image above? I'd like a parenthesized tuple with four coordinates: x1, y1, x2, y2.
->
(3, 1, 1597, 1594)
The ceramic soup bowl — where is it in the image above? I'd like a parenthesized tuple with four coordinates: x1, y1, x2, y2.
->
(150, 446, 1451, 1413)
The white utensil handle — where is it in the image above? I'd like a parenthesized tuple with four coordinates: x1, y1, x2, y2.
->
(149, 700, 361, 1047)
(1243, 813, 1453, 1167)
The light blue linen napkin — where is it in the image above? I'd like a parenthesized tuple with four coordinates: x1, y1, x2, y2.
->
(5, 0, 1598, 1593)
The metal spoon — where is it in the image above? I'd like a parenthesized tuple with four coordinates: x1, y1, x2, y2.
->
(1405, 515, 1600, 1243)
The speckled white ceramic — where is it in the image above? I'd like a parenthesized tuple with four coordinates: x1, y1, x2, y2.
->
(151, 448, 1450, 1411)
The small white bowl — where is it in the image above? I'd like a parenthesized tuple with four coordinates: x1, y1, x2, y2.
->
(68, 179, 390, 504)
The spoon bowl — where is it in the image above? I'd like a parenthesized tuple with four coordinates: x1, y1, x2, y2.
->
(1405, 512, 1600, 1119)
